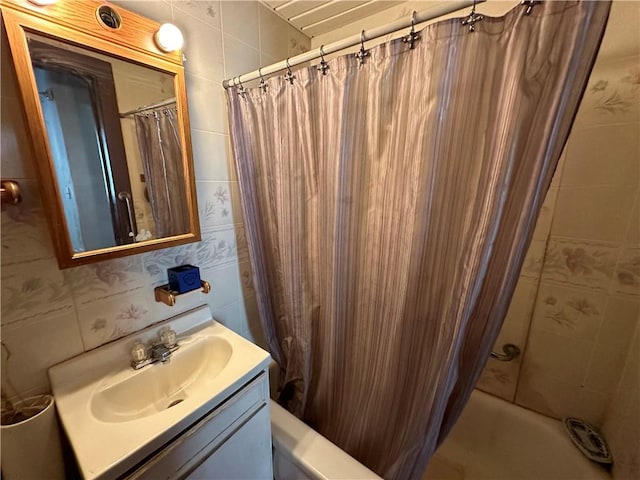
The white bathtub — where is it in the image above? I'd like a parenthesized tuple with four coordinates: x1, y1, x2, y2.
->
(425, 390, 611, 480)
(269, 362, 381, 480)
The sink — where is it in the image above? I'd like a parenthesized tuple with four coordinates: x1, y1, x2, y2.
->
(48, 306, 270, 480)
(90, 336, 233, 423)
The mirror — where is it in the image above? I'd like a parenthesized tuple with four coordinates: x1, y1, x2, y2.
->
(1, 0, 200, 268)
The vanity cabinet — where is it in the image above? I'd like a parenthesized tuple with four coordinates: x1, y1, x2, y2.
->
(126, 372, 272, 480)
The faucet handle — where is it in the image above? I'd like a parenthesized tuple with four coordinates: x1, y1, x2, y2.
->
(159, 328, 177, 348)
(130, 342, 147, 363)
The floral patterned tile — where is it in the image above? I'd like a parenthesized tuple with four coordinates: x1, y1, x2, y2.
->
(196, 227, 241, 269)
(142, 243, 198, 284)
(531, 282, 606, 341)
(575, 55, 640, 127)
(1, 258, 74, 326)
(76, 293, 153, 350)
(64, 256, 147, 306)
(541, 237, 619, 291)
(477, 360, 520, 402)
(613, 246, 640, 296)
(239, 260, 255, 298)
(196, 181, 240, 229)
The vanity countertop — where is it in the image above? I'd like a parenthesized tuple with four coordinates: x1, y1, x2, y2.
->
(49, 306, 270, 480)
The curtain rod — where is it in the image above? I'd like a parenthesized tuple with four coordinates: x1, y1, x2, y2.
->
(120, 97, 176, 117)
(222, 0, 484, 89)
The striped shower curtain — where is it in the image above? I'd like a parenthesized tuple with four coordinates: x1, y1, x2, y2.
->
(226, 2, 611, 478)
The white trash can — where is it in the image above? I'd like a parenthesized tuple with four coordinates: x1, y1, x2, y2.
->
(1, 394, 65, 479)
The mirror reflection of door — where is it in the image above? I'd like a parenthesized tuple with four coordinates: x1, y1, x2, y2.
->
(30, 39, 136, 252)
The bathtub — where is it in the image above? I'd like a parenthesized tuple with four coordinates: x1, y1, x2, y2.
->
(268, 362, 381, 479)
(425, 390, 611, 480)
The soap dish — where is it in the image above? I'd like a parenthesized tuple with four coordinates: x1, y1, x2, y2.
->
(154, 280, 211, 307)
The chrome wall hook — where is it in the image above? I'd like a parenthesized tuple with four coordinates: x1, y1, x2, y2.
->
(402, 11, 421, 49)
(284, 58, 296, 85)
(461, 0, 484, 32)
(317, 45, 329, 75)
(258, 68, 268, 93)
(355, 30, 370, 66)
(521, 0, 542, 15)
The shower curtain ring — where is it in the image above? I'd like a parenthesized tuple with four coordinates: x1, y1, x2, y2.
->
(258, 67, 268, 93)
(461, 0, 484, 32)
(284, 58, 296, 85)
(355, 29, 370, 66)
(236, 76, 247, 99)
(402, 11, 421, 49)
(317, 45, 329, 75)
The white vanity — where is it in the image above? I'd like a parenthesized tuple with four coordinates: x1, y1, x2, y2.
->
(48, 306, 272, 479)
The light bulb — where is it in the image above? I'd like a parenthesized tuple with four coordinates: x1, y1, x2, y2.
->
(28, 0, 57, 5)
(154, 23, 184, 53)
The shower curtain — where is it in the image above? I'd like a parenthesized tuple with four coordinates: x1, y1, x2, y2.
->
(134, 106, 189, 237)
(227, 2, 610, 478)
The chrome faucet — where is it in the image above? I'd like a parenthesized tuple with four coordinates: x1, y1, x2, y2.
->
(130, 328, 179, 370)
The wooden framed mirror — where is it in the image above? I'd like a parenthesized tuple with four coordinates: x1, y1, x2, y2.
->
(1, 0, 200, 268)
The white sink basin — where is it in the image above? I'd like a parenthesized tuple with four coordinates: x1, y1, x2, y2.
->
(90, 336, 233, 423)
(49, 306, 270, 480)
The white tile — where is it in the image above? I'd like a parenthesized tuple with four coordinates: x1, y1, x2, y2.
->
(221, 1, 259, 50)
(191, 130, 233, 180)
(521, 331, 593, 385)
(1, 310, 84, 396)
(223, 34, 261, 85)
(211, 298, 247, 335)
(598, 295, 640, 351)
(259, 4, 289, 60)
(287, 25, 310, 58)
(551, 186, 636, 242)
(185, 74, 226, 134)
(172, 0, 221, 29)
(174, 9, 224, 82)
(585, 343, 628, 394)
(201, 261, 243, 310)
(1, 96, 36, 179)
(562, 123, 640, 187)
(110, 0, 172, 23)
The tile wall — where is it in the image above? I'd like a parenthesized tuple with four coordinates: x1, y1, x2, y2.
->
(513, 0, 640, 426)
(0, 1, 310, 399)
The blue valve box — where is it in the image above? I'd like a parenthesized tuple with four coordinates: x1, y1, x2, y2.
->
(168, 265, 201, 294)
